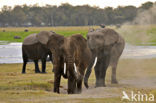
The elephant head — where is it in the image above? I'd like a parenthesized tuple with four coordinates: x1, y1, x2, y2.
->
(87, 28, 119, 50)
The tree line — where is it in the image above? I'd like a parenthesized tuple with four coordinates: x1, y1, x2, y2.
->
(0, 1, 155, 27)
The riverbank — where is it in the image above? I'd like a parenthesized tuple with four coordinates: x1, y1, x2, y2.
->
(0, 59, 156, 103)
(0, 25, 156, 45)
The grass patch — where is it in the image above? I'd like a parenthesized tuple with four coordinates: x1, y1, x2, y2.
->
(0, 25, 156, 45)
(0, 26, 98, 42)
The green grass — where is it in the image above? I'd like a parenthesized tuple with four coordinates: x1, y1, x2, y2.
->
(0, 26, 95, 42)
(0, 31, 37, 42)
(0, 25, 156, 45)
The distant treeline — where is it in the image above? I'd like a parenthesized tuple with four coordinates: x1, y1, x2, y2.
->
(0, 1, 155, 27)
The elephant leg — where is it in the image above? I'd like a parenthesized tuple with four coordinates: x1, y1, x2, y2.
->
(34, 60, 40, 73)
(68, 77, 76, 94)
(98, 63, 107, 87)
(41, 59, 46, 73)
(54, 72, 61, 93)
(22, 59, 27, 74)
(95, 56, 110, 87)
(111, 62, 118, 84)
(76, 65, 85, 93)
(77, 79, 82, 93)
(94, 62, 101, 87)
(95, 61, 105, 87)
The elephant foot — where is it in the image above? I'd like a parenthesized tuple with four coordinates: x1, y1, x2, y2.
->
(41, 71, 47, 74)
(84, 82, 89, 89)
(68, 91, 76, 94)
(22, 72, 26, 74)
(95, 84, 106, 88)
(54, 88, 60, 93)
(111, 80, 118, 84)
(68, 89, 77, 94)
(95, 79, 106, 87)
(76, 88, 82, 94)
(95, 81, 106, 87)
(35, 71, 41, 73)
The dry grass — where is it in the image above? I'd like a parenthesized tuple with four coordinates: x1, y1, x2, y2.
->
(0, 59, 156, 103)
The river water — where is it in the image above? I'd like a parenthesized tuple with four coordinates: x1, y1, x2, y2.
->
(0, 42, 156, 64)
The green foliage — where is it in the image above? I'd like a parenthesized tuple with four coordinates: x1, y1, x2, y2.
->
(140, 1, 154, 10)
(0, 1, 154, 27)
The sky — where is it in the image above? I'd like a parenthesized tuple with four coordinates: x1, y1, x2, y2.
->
(0, 0, 156, 9)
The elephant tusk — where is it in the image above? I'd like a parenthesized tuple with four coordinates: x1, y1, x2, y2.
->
(74, 63, 77, 73)
(93, 57, 98, 68)
(64, 62, 66, 74)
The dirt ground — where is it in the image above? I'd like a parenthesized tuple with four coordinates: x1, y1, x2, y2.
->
(59, 58, 156, 98)
(0, 59, 156, 103)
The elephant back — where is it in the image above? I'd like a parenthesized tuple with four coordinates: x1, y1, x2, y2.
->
(23, 33, 38, 45)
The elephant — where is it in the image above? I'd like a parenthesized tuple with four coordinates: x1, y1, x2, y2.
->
(22, 33, 52, 74)
(84, 28, 125, 88)
(36, 31, 91, 94)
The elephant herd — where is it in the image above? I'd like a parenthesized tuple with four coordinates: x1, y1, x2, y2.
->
(22, 27, 125, 94)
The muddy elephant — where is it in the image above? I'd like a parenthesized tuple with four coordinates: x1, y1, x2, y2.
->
(84, 28, 125, 88)
(37, 31, 91, 94)
(22, 33, 52, 74)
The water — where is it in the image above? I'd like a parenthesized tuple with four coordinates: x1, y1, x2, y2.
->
(0, 42, 156, 64)
(0, 43, 22, 64)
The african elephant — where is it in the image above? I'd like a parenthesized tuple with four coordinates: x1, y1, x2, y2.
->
(22, 33, 52, 74)
(84, 28, 125, 88)
(37, 31, 91, 94)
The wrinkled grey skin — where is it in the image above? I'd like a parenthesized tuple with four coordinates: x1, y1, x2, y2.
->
(36, 31, 91, 94)
(84, 28, 125, 88)
(22, 33, 52, 74)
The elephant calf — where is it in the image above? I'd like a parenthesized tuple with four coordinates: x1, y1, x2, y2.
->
(22, 33, 52, 74)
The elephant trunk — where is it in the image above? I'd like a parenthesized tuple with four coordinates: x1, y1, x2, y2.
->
(84, 56, 98, 88)
(64, 56, 80, 80)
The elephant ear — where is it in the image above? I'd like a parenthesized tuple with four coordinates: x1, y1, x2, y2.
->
(23, 33, 38, 45)
(101, 28, 119, 46)
(36, 31, 54, 45)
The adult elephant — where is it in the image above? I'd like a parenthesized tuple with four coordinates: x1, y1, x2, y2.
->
(22, 33, 52, 74)
(37, 31, 91, 94)
(84, 28, 125, 88)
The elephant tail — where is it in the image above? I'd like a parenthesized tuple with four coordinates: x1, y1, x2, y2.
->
(84, 56, 97, 89)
